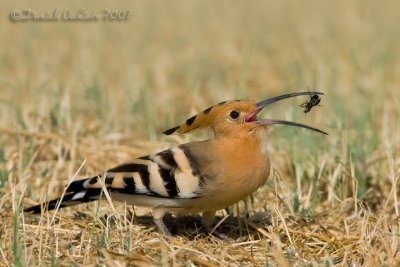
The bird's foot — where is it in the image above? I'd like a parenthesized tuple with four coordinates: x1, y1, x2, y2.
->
(154, 218, 172, 236)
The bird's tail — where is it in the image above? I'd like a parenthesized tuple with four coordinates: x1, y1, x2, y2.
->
(25, 160, 175, 214)
(24, 177, 103, 214)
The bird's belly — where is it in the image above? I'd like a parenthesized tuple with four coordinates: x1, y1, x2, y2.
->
(203, 169, 271, 211)
(174, 176, 269, 213)
(110, 193, 183, 208)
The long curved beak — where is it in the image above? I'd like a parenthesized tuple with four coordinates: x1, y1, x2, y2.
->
(245, 91, 328, 135)
(256, 119, 328, 135)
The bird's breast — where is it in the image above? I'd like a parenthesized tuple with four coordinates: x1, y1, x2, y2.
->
(197, 140, 270, 211)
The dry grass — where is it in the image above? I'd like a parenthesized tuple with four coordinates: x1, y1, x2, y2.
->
(1, 0, 400, 266)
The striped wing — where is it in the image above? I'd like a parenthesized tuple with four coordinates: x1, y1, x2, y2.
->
(67, 145, 207, 200)
(24, 143, 213, 214)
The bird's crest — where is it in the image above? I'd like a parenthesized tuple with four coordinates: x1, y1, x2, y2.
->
(163, 100, 255, 135)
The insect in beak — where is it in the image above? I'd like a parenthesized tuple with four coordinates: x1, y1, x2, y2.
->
(245, 92, 328, 135)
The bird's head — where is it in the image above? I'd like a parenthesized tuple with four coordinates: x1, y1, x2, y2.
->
(163, 92, 327, 138)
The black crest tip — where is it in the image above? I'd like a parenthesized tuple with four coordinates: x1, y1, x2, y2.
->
(185, 115, 196, 126)
(163, 126, 180, 135)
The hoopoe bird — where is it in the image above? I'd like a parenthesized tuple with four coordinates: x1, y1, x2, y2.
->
(25, 92, 327, 239)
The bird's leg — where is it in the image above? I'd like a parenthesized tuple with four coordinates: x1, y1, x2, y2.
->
(152, 209, 171, 236)
(202, 211, 215, 232)
(202, 211, 233, 242)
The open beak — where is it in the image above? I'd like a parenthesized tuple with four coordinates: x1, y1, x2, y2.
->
(245, 92, 328, 135)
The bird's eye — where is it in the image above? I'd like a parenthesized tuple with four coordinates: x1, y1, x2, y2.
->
(229, 110, 240, 120)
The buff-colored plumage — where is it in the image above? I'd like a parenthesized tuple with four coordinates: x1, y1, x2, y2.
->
(25, 92, 326, 240)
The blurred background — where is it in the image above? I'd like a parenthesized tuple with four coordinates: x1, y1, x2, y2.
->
(1, 0, 400, 265)
(1, 0, 399, 188)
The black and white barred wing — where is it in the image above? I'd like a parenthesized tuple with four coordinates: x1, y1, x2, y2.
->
(90, 146, 206, 199)
(25, 145, 209, 213)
